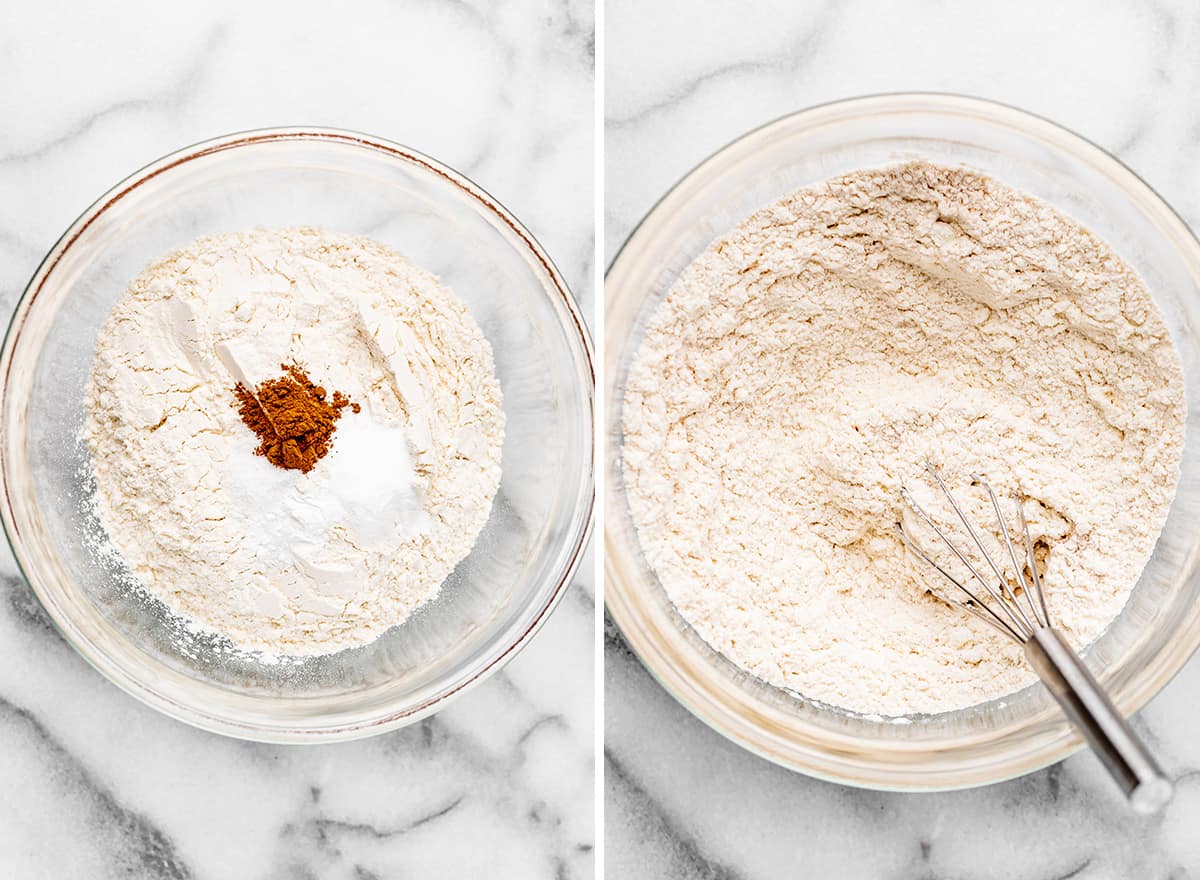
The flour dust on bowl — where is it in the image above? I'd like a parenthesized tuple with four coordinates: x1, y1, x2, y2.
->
(605, 94, 1200, 790)
(0, 129, 594, 742)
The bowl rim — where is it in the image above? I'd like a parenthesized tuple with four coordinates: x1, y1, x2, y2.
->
(604, 91, 1200, 790)
(0, 126, 596, 742)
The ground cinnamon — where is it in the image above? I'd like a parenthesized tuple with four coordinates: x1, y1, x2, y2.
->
(233, 363, 360, 473)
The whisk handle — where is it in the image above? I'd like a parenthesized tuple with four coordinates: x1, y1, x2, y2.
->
(1024, 627, 1172, 813)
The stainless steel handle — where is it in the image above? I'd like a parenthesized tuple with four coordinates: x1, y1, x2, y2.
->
(1024, 627, 1173, 814)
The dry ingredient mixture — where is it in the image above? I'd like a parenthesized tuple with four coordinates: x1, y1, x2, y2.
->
(623, 161, 1185, 716)
(85, 227, 504, 655)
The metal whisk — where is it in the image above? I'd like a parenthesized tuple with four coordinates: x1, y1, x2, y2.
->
(897, 465, 1173, 813)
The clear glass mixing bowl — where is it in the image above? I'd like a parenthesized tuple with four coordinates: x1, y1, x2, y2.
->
(1, 128, 594, 742)
(605, 93, 1200, 789)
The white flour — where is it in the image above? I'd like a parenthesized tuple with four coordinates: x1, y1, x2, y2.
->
(85, 227, 504, 655)
(623, 162, 1186, 715)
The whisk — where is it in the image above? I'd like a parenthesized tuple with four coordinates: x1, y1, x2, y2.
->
(897, 465, 1173, 813)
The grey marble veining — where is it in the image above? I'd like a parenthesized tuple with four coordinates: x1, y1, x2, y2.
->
(605, 1, 1200, 877)
(0, 1, 594, 877)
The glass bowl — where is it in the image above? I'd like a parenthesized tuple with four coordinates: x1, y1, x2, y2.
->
(0, 128, 594, 742)
(605, 93, 1200, 790)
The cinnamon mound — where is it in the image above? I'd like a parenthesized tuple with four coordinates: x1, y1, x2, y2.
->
(233, 363, 360, 473)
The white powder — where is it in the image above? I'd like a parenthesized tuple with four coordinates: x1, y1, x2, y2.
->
(85, 227, 504, 655)
(622, 162, 1186, 716)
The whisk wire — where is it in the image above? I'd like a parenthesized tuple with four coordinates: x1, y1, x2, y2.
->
(900, 485, 1015, 627)
(1015, 498, 1052, 628)
(976, 476, 1044, 633)
(893, 521, 1023, 641)
(899, 479, 1041, 641)
(929, 467, 1038, 637)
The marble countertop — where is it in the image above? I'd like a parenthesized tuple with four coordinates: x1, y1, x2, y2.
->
(0, 1, 594, 878)
(605, 1, 1200, 877)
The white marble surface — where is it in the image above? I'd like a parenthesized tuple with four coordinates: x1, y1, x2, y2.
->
(0, 2, 594, 878)
(606, 1, 1200, 877)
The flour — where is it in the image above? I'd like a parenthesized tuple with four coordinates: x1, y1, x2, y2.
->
(622, 162, 1186, 716)
(85, 227, 504, 655)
